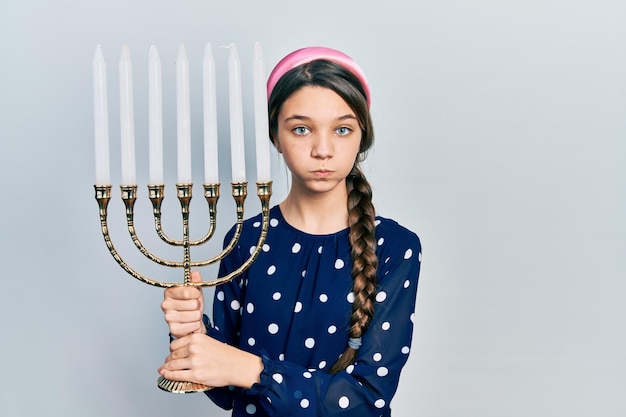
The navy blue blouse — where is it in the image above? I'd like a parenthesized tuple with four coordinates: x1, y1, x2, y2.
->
(205, 205, 421, 416)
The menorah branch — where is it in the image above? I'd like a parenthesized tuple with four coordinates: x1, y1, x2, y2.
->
(95, 185, 179, 287)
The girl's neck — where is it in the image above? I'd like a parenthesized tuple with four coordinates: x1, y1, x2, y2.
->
(279, 186, 349, 235)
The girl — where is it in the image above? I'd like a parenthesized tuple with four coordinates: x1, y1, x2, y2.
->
(159, 47, 422, 416)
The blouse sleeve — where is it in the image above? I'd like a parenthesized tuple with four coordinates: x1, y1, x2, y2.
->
(245, 230, 422, 416)
(203, 226, 246, 410)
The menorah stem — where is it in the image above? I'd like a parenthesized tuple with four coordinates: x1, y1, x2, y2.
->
(176, 184, 193, 285)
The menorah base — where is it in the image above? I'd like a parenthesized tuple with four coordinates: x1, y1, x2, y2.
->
(157, 375, 211, 393)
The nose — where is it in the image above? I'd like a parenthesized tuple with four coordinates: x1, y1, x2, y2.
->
(311, 132, 333, 159)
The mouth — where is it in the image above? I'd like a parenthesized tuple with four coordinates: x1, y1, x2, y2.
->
(312, 170, 333, 178)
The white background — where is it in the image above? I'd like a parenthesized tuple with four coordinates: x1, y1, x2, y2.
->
(1, 1, 625, 416)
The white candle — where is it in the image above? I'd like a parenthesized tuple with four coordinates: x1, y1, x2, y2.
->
(253, 42, 271, 182)
(176, 43, 192, 184)
(93, 45, 110, 186)
(148, 45, 163, 185)
(119, 44, 136, 185)
(228, 43, 246, 183)
(202, 43, 219, 184)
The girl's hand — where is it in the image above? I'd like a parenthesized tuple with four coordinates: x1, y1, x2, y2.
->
(161, 270, 205, 338)
(158, 333, 263, 389)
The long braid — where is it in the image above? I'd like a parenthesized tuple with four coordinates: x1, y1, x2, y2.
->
(329, 165, 378, 373)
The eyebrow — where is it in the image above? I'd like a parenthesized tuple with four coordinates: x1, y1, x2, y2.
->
(282, 114, 358, 123)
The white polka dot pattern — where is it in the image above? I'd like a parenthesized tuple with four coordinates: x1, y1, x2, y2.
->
(338, 396, 350, 409)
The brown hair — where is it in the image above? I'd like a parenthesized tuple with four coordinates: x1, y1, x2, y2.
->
(268, 59, 378, 373)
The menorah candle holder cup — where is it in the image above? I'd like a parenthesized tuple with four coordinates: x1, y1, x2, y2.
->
(95, 180, 272, 393)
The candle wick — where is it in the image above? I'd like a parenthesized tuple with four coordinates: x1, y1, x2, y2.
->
(219, 43, 235, 49)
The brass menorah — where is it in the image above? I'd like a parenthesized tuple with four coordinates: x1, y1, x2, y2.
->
(93, 42, 272, 393)
(94, 181, 271, 393)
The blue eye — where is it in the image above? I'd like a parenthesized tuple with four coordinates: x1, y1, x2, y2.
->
(293, 126, 310, 135)
(336, 126, 352, 136)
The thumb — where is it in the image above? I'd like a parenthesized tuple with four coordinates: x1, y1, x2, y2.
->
(190, 270, 203, 284)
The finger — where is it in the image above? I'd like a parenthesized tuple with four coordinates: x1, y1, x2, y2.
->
(159, 367, 204, 386)
(163, 308, 203, 324)
(164, 286, 203, 301)
(169, 346, 189, 361)
(162, 304, 199, 321)
(162, 298, 202, 314)
(164, 344, 190, 363)
(189, 271, 205, 314)
(190, 270, 203, 284)
(169, 334, 193, 351)
(160, 357, 192, 372)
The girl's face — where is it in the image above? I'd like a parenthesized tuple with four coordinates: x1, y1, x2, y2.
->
(274, 86, 362, 197)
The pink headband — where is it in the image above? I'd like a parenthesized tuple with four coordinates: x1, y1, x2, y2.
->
(267, 46, 371, 107)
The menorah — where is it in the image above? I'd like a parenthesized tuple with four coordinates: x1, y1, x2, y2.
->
(92, 42, 272, 393)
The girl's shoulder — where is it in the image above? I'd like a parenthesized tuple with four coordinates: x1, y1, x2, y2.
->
(374, 215, 421, 250)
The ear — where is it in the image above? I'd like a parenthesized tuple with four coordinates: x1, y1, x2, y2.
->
(270, 136, 282, 153)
